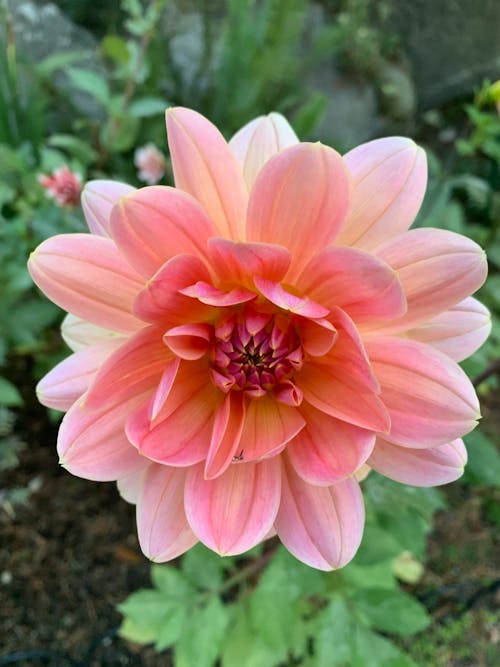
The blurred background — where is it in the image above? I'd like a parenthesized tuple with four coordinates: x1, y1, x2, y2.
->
(0, 1, 499, 665)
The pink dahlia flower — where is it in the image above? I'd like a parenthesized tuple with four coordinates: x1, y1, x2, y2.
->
(134, 142, 167, 185)
(37, 165, 82, 208)
(28, 108, 489, 570)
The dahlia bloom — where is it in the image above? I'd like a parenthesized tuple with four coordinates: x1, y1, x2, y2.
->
(134, 142, 167, 185)
(29, 108, 489, 570)
(37, 165, 82, 208)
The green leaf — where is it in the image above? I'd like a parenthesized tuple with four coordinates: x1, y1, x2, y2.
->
(119, 616, 162, 644)
(67, 68, 111, 108)
(47, 134, 97, 166)
(222, 604, 284, 667)
(351, 626, 418, 667)
(314, 597, 353, 667)
(175, 596, 229, 667)
(151, 564, 194, 599)
(0, 377, 23, 407)
(101, 35, 130, 64)
(118, 589, 174, 626)
(155, 605, 188, 651)
(351, 588, 431, 636)
(37, 51, 90, 77)
(181, 544, 226, 590)
(340, 560, 397, 591)
(464, 430, 500, 487)
(128, 97, 171, 118)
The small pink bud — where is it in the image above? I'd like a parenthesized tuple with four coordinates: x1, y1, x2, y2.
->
(37, 166, 82, 208)
(134, 143, 166, 185)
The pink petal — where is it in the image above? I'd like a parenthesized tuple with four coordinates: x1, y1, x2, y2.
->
(166, 107, 248, 239)
(246, 143, 350, 278)
(254, 277, 329, 318)
(185, 458, 281, 555)
(237, 395, 306, 462)
(276, 459, 364, 570)
(133, 254, 214, 325)
(85, 326, 171, 410)
(338, 137, 427, 250)
(407, 297, 491, 362)
(81, 180, 135, 236)
(36, 341, 119, 411)
(180, 281, 257, 307)
(58, 391, 149, 481)
(163, 323, 212, 360)
(117, 466, 149, 504)
(204, 392, 246, 479)
(297, 247, 406, 324)
(368, 437, 467, 486)
(110, 186, 218, 278)
(137, 465, 197, 562)
(229, 112, 299, 188)
(208, 237, 291, 287)
(365, 337, 480, 448)
(294, 318, 337, 357)
(149, 357, 181, 420)
(28, 234, 144, 333)
(61, 314, 125, 352)
(374, 228, 488, 331)
(287, 403, 375, 485)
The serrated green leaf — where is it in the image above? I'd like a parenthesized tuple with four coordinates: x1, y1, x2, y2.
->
(155, 605, 188, 651)
(222, 604, 283, 667)
(151, 564, 194, 599)
(351, 625, 418, 667)
(351, 588, 431, 636)
(313, 597, 353, 667)
(119, 616, 162, 644)
(175, 596, 229, 667)
(118, 589, 174, 625)
(340, 560, 397, 591)
(0, 377, 23, 406)
(181, 544, 225, 590)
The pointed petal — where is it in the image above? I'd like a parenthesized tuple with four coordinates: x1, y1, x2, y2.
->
(254, 277, 329, 318)
(180, 281, 257, 307)
(137, 465, 197, 562)
(297, 247, 406, 324)
(287, 404, 375, 485)
(369, 437, 467, 486)
(185, 458, 281, 555)
(229, 112, 299, 188)
(208, 237, 291, 288)
(81, 180, 135, 236)
(205, 392, 246, 479)
(338, 137, 427, 250)
(61, 314, 125, 352)
(166, 107, 248, 239)
(163, 323, 211, 360)
(110, 186, 217, 278)
(407, 297, 491, 362)
(28, 234, 144, 333)
(36, 341, 119, 411)
(365, 337, 480, 448)
(149, 357, 181, 420)
(246, 143, 350, 278)
(374, 229, 488, 331)
(85, 326, 171, 410)
(276, 459, 364, 570)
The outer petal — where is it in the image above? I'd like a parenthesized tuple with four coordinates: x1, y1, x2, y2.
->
(28, 234, 144, 333)
(185, 458, 281, 556)
(110, 186, 218, 278)
(276, 459, 364, 570)
(287, 404, 375, 485)
(137, 465, 197, 562)
(246, 143, 350, 279)
(36, 341, 119, 411)
(365, 337, 480, 448)
(61, 314, 125, 352)
(117, 466, 149, 504)
(368, 438, 467, 486)
(166, 107, 248, 239)
(338, 137, 427, 250)
(297, 247, 406, 324)
(81, 180, 136, 236)
(229, 112, 299, 188)
(58, 391, 149, 481)
(373, 229, 488, 332)
(407, 297, 491, 362)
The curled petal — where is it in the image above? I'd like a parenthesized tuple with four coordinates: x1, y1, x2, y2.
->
(163, 323, 212, 360)
(137, 465, 197, 562)
(276, 459, 364, 570)
(294, 318, 337, 357)
(61, 314, 125, 352)
(180, 281, 257, 307)
(205, 392, 246, 479)
(110, 186, 217, 278)
(254, 277, 329, 318)
(246, 142, 350, 278)
(28, 234, 144, 333)
(369, 438, 467, 486)
(166, 107, 248, 239)
(407, 297, 491, 362)
(338, 137, 427, 250)
(366, 337, 480, 448)
(229, 112, 299, 188)
(81, 180, 135, 236)
(185, 458, 281, 556)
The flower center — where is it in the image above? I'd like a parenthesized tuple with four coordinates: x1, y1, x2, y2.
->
(210, 309, 304, 401)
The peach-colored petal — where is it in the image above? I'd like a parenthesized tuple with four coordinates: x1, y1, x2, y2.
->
(294, 318, 337, 357)
(276, 459, 364, 570)
(110, 186, 217, 278)
(229, 112, 299, 188)
(185, 458, 281, 556)
(407, 297, 491, 362)
(253, 277, 329, 318)
(180, 281, 257, 307)
(368, 438, 467, 486)
(61, 314, 125, 352)
(36, 341, 119, 411)
(137, 465, 198, 562)
(81, 180, 136, 236)
(117, 466, 149, 504)
(373, 229, 487, 332)
(338, 137, 427, 250)
(366, 337, 480, 448)
(149, 358, 181, 421)
(246, 142, 350, 278)
(163, 323, 212, 360)
(166, 107, 248, 239)
(297, 247, 406, 324)
(287, 404, 375, 485)
(204, 392, 246, 479)
(28, 234, 144, 333)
